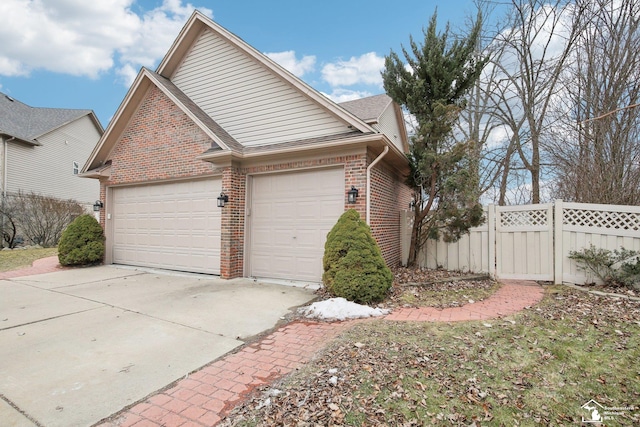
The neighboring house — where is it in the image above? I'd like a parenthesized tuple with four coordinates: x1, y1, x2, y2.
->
(82, 11, 411, 282)
(0, 92, 103, 209)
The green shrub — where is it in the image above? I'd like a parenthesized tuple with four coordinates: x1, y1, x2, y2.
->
(58, 214, 105, 266)
(322, 209, 392, 303)
(568, 244, 640, 290)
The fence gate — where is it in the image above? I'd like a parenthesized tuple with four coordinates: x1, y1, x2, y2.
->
(493, 204, 555, 281)
(403, 200, 640, 284)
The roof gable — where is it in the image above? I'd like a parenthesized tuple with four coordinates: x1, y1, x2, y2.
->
(339, 94, 393, 124)
(158, 12, 373, 147)
(0, 92, 98, 144)
(83, 68, 241, 173)
(340, 94, 409, 153)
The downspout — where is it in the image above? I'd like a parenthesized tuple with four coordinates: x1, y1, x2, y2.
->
(366, 145, 389, 225)
(2, 136, 14, 198)
(0, 136, 11, 248)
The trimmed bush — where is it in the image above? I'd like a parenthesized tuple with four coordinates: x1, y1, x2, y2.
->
(58, 214, 105, 266)
(322, 209, 392, 303)
(569, 244, 640, 290)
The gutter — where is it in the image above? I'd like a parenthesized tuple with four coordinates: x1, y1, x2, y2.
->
(366, 145, 389, 224)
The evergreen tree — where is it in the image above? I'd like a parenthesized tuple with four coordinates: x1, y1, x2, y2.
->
(382, 11, 486, 266)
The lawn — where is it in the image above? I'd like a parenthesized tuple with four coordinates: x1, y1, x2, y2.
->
(0, 247, 58, 272)
(221, 286, 640, 426)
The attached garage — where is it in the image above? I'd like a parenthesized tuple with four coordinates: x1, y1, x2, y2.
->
(248, 167, 344, 282)
(111, 178, 222, 274)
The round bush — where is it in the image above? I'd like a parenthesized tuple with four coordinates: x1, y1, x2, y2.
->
(322, 209, 392, 303)
(58, 214, 105, 266)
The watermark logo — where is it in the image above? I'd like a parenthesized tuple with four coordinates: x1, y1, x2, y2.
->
(581, 400, 604, 423)
(581, 399, 637, 424)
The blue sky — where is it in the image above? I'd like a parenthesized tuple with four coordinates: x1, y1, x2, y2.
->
(0, 0, 482, 127)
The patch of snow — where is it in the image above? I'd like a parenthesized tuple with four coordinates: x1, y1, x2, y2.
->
(299, 297, 390, 321)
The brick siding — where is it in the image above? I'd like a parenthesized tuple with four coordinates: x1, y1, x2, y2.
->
(220, 165, 245, 278)
(105, 86, 217, 185)
(369, 157, 413, 267)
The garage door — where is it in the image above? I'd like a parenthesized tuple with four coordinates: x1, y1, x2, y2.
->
(112, 178, 221, 274)
(249, 168, 344, 282)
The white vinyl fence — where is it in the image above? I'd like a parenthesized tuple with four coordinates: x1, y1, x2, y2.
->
(401, 200, 640, 285)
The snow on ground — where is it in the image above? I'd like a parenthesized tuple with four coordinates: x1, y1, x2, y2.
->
(299, 297, 390, 321)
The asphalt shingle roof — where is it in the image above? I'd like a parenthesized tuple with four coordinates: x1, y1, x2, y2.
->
(0, 92, 92, 143)
(338, 93, 393, 123)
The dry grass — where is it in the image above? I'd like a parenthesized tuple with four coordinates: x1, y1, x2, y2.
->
(0, 247, 58, 272)
(221, 286, 640, 426)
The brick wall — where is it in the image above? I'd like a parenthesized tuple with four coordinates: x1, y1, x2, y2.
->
(342, 155, 367, 218)
(369, 153, 412, 268)
(105, 86, 216, 185)
(220, 165, 245, 278)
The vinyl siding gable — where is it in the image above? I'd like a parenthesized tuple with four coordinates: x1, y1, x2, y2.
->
(372, 104, 406, 153)
(6, 115, 100, 204)
(171, 29, 352, 147)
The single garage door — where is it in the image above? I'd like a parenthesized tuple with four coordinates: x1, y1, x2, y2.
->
(112, 178, 221, 274)
(249, 167, 344, 282)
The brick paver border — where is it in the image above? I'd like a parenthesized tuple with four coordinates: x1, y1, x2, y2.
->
(0, 255, 66, 280)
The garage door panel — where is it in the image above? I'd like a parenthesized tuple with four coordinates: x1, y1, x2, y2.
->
(294, 229, 322, 249)
(250, 168, 344, 282)
(112, 178, 221, 274)
(272, 202, 295, 219)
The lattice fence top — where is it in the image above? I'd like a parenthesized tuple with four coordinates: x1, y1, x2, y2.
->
(564, 208, 640, 231)
(500, 208, 549, 227)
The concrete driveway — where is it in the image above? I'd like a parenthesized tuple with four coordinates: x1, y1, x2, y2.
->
(0, 266, 316, 427)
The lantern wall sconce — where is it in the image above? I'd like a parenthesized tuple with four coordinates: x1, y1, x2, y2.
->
(217, 192, 229, 208)
(347, 186, 359, 204)
(93, 200, 104, 212)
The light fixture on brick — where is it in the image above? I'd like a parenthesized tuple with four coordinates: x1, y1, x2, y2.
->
(93, 200, 103, 212)
(347, 186, 359, 204)
(217, 192, 229, 208)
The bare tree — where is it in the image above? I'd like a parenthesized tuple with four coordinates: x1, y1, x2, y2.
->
(488, 0, 585, 203)
(2, 192, 84, 247)
(548, 0, 640, 205)
(0, 196, 19, 248)
(454, 1, 510, 202)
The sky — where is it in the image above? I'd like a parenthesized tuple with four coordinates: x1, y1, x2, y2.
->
(0, 0, 483, 128)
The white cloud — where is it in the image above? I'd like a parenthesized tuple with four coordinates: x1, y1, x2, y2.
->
(322, 88, 374, 103)
(321, 52, 385, 87)
(0, 0, 212, 84)
(265, 51, 316, 77)
(116, 63, 140, 87)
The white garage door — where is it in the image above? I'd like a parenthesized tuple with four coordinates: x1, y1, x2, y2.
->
(112, 178, 221, 274)
(249, 168, 344, 282)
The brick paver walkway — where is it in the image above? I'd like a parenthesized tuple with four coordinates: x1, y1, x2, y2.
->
(1, 260, 545, 426)
(0, 255, 66, 280)
(385, 279, 545, 322)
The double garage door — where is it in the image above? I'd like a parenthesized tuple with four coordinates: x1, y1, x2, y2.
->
(111, 168, 344, 281)
(112, 178, 221, 274)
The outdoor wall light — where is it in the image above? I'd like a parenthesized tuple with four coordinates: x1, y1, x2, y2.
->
(347, 186, 359, 204)
(93, 200, 104, 212)
(217, 192, 229, 208)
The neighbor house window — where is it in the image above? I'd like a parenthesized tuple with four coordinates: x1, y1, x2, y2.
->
(73, 161, 79, 175)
